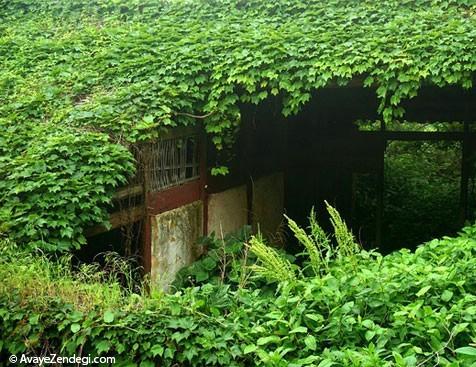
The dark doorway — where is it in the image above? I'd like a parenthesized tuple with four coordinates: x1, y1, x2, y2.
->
(382, 140, 462, 251)
(284, 116, 470, 253)
(74, 221, 144, 270)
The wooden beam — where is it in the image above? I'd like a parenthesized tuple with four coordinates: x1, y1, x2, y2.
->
(359, 131, 474, 141)
(199, 126, 209, 235)
(375, 124, 386, 249)
(113, 184, 143, 200)
(84, 205, 145, 237)
(147, 179, 201, 215)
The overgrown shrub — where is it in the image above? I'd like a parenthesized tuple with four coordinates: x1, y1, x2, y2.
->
(1, 215, 476, 366)
(0, 125, 135, 252)
(173, 226, 253, 289)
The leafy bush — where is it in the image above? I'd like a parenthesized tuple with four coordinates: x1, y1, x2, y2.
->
(353, 130, 464, 251)
(245, 226, 476, 366)
(383, 140, 462, 250)
(0, 123, 135, 252)
(2, 211, 476, 366)
(173, 226, 253, 288)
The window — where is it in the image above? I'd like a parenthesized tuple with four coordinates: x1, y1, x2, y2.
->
(148, 134, 200, 191)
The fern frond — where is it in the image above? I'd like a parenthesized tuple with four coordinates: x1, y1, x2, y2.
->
(248, 235, 295, 282)
(285, 214, 323, 275)
(309, 207, 332, 261)
(325, 201, 360, 257)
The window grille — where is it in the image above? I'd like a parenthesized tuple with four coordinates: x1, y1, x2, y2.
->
(147, 134, 200, 191)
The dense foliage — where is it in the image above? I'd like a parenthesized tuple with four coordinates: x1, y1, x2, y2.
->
(1, 211, 476, 366)
(1, 0, 475, 250)
(173, 226, 253, 288)
(0, 127, 134, 251)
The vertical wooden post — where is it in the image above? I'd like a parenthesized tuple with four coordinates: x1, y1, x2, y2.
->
(241, 108, 255, 227)
(460, 121, 470, 225)
(142, 143, 152, 275)
(376, 121, 386, 249)
(199, 124, 209, 235)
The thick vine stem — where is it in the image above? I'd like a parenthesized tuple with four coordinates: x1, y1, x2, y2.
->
(174, 111, 215, 119)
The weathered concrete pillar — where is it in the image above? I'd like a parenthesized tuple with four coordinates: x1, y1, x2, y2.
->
(150, 201, 203, 290)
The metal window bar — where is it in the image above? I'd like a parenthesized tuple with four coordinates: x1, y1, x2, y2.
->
(147, 135, 200, 192)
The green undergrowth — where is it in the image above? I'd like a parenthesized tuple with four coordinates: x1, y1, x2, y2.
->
(1, 210, 476, 366)
(0, 239, 140, 313)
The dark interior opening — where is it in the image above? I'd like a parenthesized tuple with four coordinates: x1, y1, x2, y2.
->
(352, 141, 463, 252)
(279, 86, 475, 253)
(283, 88, 382, 251)
(74, 221, 144, 276)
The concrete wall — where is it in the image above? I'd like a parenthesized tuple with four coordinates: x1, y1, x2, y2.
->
(252, 172, 285, 239)
(207, 185, 248, 236)
(149, 173, 284, 289)
(150, 201, 203, 290)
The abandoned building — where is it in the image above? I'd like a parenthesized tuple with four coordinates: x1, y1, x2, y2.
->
(83, 84, 476, 288)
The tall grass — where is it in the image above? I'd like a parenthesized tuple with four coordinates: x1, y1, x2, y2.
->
(0, 238, 141, 311)
(325, 200, 360, 257)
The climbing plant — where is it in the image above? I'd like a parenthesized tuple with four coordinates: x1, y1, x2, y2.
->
(0, 123, 135, 251)
(0, 0, 475, 250)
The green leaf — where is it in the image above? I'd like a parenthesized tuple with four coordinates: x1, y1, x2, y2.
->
(103, 310, 115, 323)
(305, 314, 322, 322)
(290, 326, 308, 334)
(243, 344, 257, 354)
(455, 347, 476, 356)
(416, 285, 431, 297)
(201, 257, 217, 271)
(151, 344, 164, 357)
(257, 336, 281, 345)
(211, 166, 229, 176)
(362, 319, 374, 329)
(441, 290, 453, 302)
(452, 323, 470, 337)
(194, 270, 209, 282)
(365, 330, 376, 341)
(318, 360, 335, 367)
(29, 314, 40, 325)
(304, 335, 317, 351)
(143, 115, 154, 123)
(393, 351, 405, 365)
(70, 323, 81, 333)
(96, 340, 111, 354)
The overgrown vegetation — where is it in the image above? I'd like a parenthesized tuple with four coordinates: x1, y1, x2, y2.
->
(0, 130, 134, 252)
(173, 226, 253, 288)
(2, 207, 476, 366)
(1, 0, 475, 251)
